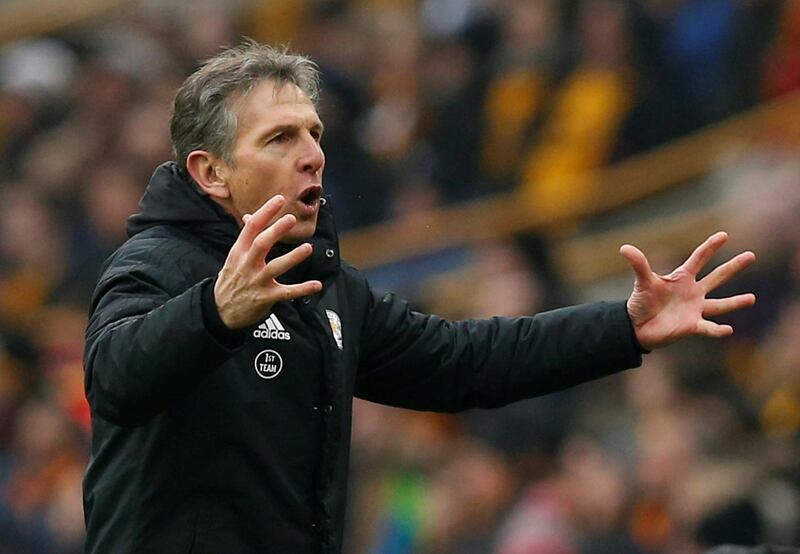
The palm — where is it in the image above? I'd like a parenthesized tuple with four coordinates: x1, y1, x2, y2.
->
(621, 232, 756, 351)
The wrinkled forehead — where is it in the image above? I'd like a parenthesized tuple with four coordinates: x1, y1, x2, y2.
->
(231, 79, 321, 136)
(232, 78, 316, 116)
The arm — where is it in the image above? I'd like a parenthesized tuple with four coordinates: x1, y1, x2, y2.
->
(84, 265, 244, 427)
(355, 289, 643, 412)
(354, 231, 756, 413)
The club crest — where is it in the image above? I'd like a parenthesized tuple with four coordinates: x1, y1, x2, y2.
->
(325, 310, 343, 350)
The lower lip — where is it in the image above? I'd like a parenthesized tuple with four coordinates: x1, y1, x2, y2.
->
(297, 198, 319, 216)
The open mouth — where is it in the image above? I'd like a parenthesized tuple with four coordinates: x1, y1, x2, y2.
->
(299, 185, 323, 207)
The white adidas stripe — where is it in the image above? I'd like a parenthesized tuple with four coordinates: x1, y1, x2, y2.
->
(270, 313, 285, 331)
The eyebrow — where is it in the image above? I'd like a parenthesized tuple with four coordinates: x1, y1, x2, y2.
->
(257, 119, 325, 142)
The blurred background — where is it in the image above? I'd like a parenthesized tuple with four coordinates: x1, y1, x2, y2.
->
(1, 0, 800, 552)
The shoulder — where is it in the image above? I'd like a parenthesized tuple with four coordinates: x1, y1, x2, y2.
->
(338, 260, 367, 287)
(336, 260, 375, 304)
(97, 226, 220, 294)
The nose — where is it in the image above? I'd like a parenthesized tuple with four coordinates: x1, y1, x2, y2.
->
(298, 134, 325, 176)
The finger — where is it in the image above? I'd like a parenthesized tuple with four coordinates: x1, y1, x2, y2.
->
(682, 231, 728, 276)
(699, 251, 756, 292)
(274, 280, 323, 302)
(246, 214, 297, 267)
(235, 195, 286, 252)
(619, 244, 653, 285)
(264, 243, 314, 279)
(696, 319, 734, 338)
(702, 293, 756, 317)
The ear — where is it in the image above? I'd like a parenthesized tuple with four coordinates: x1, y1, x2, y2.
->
(185, 150, 231, 200)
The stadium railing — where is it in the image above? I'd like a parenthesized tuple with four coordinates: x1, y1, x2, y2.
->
(341, 91, 800, 284)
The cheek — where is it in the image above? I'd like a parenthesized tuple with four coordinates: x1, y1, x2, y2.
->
(228, 155, 293, 210)
(229, 177, 263, 215)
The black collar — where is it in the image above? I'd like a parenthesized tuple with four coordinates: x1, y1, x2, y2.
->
(130, 162, 341, 288)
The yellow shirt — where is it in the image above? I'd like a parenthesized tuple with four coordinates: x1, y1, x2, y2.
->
(481, 69, 547, 180)
(521, 67, 633, 216)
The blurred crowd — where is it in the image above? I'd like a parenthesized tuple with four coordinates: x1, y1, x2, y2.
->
(1, 0, 800, 552)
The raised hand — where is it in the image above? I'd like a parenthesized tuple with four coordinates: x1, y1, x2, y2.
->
(620, 231, 756, 351)
(213, 195, 323, 329)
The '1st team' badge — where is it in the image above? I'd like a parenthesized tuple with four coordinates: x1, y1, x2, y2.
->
(254, 350, 283, 379)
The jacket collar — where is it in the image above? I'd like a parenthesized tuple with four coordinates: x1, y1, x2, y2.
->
(128, 162, 340, 286)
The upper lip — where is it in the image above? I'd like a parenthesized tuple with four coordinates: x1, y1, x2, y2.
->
(298, 184, 323, 205)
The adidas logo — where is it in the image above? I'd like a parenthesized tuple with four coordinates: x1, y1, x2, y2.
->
(253, 313, 291, 340)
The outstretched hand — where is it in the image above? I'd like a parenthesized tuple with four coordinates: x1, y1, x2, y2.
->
(214, 195, 323, 330)
(620, 231, 756, 351)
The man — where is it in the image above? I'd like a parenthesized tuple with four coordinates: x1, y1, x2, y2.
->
(83, 41, 756, 553)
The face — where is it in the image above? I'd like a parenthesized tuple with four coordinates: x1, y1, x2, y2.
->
(222, 79, 325, 243)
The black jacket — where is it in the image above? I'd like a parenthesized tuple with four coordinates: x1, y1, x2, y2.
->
(83, 162, 643, 553)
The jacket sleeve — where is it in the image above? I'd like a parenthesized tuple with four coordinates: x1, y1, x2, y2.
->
(354, 289, 643, 412)
(84, 262, 246, 427)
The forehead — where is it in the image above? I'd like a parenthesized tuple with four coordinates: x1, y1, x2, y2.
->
(233, 79, 320, 134)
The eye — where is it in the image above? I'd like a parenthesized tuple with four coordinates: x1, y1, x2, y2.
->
(269, 132, 290, 145)
(310, 129, 322, 142)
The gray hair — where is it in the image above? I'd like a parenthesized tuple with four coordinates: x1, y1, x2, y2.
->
(170, 39, 320, 170)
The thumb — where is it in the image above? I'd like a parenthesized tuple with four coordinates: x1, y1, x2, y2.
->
(620, 244, 653, 286)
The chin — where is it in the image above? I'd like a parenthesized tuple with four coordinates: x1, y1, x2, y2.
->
(284, 223, 317, 244)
